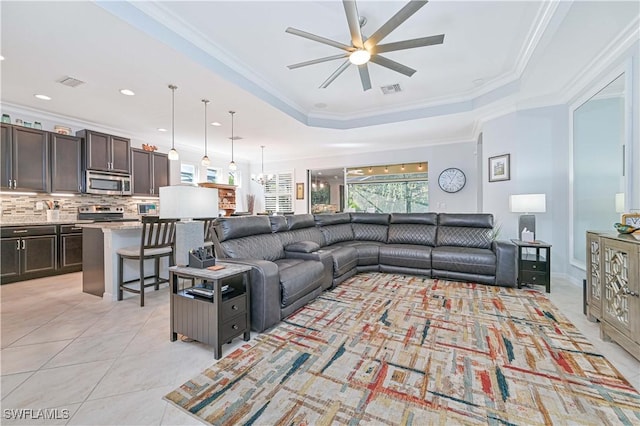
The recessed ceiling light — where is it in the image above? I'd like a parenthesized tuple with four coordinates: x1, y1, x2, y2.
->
(119, 89, 135, 96)
(210, 122, 222, 127)
(157, 128, 167, 132)
(34, 94, 51, 101)
(0, 55, 5, 61)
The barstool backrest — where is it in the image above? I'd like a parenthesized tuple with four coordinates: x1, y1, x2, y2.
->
(140, 216, 177, 252)
(195, 217, 217, 245)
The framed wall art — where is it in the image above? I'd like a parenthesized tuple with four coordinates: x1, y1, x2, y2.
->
(488, 154, 511, 182)
(296, 182, 305, 200)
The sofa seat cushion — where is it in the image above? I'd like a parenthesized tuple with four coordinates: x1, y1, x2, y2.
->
(379, 244, 432, 269)
(325, 246, 358, 277)
(431, 246, 496, 275)
(340, 241, 383, 266)
(275, 259, 324, 308)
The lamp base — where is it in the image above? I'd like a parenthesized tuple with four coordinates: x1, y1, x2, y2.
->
(518, 214, 536, 240)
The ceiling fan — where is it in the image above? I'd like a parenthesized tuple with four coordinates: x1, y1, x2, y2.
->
(285, 0, 444, 91)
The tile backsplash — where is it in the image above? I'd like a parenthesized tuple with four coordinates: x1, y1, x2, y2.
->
(0, 194, 159, 224)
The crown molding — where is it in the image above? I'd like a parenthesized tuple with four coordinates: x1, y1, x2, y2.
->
(98, 0, 563, 130)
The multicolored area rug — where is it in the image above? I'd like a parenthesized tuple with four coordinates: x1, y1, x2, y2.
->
(165, 273, 640, 425)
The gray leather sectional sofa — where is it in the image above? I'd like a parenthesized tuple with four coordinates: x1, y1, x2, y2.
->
(213, 212, 517, 332)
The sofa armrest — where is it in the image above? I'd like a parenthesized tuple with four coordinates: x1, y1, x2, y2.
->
(285, 249, 333, 290)
(492, 240, 517, 287)
(220, 259, 281, 332)
(285, 241, 321, 253)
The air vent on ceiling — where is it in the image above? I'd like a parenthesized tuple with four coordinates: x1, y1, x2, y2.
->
(57, 76, 85, 88)
(230, 136, 243, 140)
(380, 84, 402, 95)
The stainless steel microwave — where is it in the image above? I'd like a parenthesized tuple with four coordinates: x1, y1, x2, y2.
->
(85, 170, 132, 195)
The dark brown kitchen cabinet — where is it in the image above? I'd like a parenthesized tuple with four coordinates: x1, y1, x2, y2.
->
(131, 148, 169, 196)
(1, 226, 57, 284)
(59, 225, 83, 272)
(0, 124, 49, 192)
(51, 133, 82, 193)
(77, 129, 131, 174)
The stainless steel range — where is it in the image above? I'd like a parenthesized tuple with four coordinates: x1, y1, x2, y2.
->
(78, 205, 138, 222)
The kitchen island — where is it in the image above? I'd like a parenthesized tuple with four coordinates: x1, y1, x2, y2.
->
(80, 221, 203, 300)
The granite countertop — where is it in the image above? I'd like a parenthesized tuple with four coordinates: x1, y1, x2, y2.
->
(78, 222, 142, 230)
(0, 216, 140, 227)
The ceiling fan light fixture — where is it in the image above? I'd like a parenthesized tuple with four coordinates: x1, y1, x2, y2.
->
(349, 49, 370, 65)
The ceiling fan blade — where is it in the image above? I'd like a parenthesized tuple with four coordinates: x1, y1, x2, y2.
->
(364, 0, 428, 51)
(286, 27, 353, 51)
(287, 53, 350, 70)
(320, 60, 351, 88)
(370, 55, 416, 77)
(374, 34, 444, 54)
(358, 64, 372, 91)
(343, 0, 364, 49)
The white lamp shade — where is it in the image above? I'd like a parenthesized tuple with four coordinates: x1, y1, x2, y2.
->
(509, 193, 546, 213)
(159, 186, 219, 219)
(615, 192, 625, 213)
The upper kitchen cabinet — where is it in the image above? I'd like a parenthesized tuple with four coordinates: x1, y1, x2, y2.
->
(77, 129, 130, 174)
(1, 124, 49, 192)
(131, 148, 169, 196)
(50, 133, 82, 194)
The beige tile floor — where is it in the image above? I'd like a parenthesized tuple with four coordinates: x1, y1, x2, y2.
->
(1, 273, 638, 425)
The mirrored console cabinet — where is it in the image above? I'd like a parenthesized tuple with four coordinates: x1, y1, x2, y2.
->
(586, 231, 640, 361)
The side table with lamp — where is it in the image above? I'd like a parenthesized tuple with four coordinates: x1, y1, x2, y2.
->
(509, 193, 552, 292)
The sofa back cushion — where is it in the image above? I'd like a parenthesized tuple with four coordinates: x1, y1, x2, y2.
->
(349, 213, 389, 243)
(390, 213, 438, 225)
(269, 216, 288, 233)
(286, 214, 315, 230)
(314, 213, 351, 226)
(387, 213, 437, 245)
(278, 227, 326, 247)
(220, 234, 284, 261)
(436, 213, 494, 249)
(217, 216, 272, 241)
(320, 224, 354, 246)
(350, 213, 390, 225)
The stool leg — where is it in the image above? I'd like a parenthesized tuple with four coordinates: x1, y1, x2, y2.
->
(140, 257, 145, 307)
(117, 255, 124, 301)
(154, 256, 160, 291)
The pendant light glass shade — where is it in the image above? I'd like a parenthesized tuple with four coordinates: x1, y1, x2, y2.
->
(228, 111, 237, 171)
(201, 99, 210, 166)
(167, 84, 179, 161)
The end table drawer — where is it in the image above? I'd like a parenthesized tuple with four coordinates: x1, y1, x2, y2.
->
(221, 316, 248, 341)
(520, 270, 548, 285)
(522, 260, 546, 272)
(222, 294, 247, 318)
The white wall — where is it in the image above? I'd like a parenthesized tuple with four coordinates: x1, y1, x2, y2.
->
(482, 105, 570, 276)
(263, 141, 480, 215)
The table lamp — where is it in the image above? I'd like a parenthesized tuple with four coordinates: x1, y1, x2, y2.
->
(509, 193, 546, 240)
(159, 185, 219, 265)
(159, 185, 219, 220)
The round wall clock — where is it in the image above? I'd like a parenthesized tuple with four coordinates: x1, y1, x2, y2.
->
(438, 168, 466, 193)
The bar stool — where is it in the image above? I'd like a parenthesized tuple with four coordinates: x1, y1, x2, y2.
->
(117, 216, 177, 306)
(195, 217, 218, 253)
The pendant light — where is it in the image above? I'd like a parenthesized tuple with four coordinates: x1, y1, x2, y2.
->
(228, 111, 237, 171)
(201, 99, 210, 166)
(167, 84, 179, 161)
(251, 145, 273, 186)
